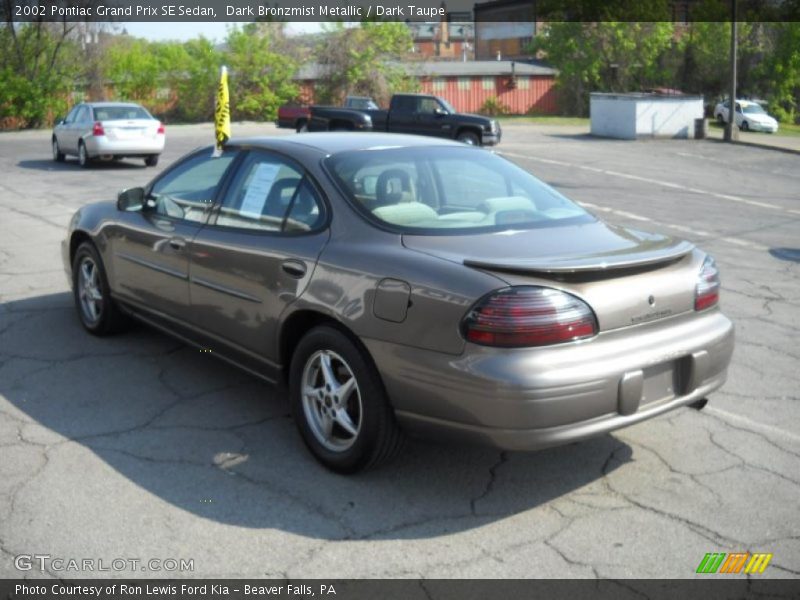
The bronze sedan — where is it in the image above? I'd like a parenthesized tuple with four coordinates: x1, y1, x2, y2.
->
(62, 134, 734, 473)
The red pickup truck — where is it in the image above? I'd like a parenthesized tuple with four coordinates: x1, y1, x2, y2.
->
(276, 104, 310, 132)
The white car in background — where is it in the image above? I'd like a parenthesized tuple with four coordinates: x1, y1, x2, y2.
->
(52, 102, 165, 168)
(713, 99, 779, 133)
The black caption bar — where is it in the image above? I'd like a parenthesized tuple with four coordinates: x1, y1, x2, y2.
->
(3, 580, 800, 600)
(3, 0, 800, 22)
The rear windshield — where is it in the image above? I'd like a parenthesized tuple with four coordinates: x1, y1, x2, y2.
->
(325, 146, 593, 233)
(93, 105, 152, 121)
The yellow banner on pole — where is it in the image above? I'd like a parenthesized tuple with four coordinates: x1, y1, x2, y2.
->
(214, 65, 231, 156)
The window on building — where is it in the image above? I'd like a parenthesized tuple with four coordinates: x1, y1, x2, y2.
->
(432, 77, 446, 91)
(482, 76, 495, 90)
(457, 77, 471, 90)
(517, 76, 530, 90)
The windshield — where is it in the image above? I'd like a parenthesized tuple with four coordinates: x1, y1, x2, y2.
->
(93, 105, 152, 121)
(742, 104, 767, 115)
(325, 147, 594, 234)
(439, 98, 456, 113)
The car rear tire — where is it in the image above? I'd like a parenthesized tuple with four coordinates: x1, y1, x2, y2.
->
(289, 326, 404, 473)
(144, 155, 159, 167)
(72, 242, 128, 336)
(78, 142, 91, 168)
(457, 131, 480, 146)
(52, 137, 65, 162)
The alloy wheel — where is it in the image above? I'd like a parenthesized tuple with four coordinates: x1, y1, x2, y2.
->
(301, 349, 362, 452)
(77, 256, 103, 324)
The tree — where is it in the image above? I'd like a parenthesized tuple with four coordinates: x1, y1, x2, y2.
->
(0, 19, 82, 127)
(223, 23, 299, 121)
(169, 37, 221, 122)
(530, 22, 675, 116)
(314, 22, 417, 106)
(755, 23, 800, 123)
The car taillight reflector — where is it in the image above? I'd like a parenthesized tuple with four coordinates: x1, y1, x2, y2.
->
(695, 255, 720, 311)
(462, 286, 598, 347)
(92, 121, 105, 136)
(157, 122, 165, 134)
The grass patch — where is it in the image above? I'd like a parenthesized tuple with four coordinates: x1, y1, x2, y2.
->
(498, 116, 590, 127)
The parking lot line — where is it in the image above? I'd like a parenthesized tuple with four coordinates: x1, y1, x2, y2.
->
(501, 151, 789, 213)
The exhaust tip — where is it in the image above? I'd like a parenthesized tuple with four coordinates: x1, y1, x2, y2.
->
(689, 398, 708, 411)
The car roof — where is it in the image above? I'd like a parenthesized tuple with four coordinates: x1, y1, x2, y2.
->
(84, 102, 146, 108)
(227, 132, 468, 155)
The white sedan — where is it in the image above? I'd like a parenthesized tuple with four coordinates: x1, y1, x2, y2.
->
(714, 99, 779, 133)
(52, 102, 166, 168)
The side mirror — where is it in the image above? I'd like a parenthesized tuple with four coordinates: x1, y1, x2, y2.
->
(55, 117, 65, 126)
(117, 187, 145, 212)
(434, 107, 448, 117)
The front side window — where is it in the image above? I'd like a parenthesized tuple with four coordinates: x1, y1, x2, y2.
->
(215, 151, 323, 233)
(149, 150, 238, 223)
(418, 97, 440, 114)
(326, 146, 592, 234)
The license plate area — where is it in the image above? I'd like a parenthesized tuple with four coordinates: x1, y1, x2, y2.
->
(641, 360, 678, 406)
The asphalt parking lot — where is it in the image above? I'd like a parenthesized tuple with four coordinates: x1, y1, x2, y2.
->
(1, 123, 798, 579)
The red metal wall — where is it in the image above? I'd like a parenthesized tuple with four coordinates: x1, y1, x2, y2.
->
(419, 75, 557, 115)
(297, 74, 558, 115)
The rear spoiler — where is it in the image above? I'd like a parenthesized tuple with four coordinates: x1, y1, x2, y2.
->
(464, 240, 695, 274)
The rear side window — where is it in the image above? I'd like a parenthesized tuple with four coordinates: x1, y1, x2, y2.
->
(215, 151, 324, 233)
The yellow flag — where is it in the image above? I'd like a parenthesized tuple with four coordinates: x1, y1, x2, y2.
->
(214, 66, 231, 156)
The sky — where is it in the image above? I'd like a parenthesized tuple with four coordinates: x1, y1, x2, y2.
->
(123, 22, 322, 42)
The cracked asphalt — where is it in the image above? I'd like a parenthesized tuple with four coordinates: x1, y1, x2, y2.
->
(1, 123, 798, 579)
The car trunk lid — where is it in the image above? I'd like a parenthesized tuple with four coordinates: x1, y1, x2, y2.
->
(100, 119, 160, 141)
(403, 221, 700, 332)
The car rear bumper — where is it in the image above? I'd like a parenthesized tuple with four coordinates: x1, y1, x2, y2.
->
(364, 309, 734, 450)
(84, 135, 165, 157)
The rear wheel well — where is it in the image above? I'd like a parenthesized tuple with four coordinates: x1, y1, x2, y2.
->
(279, 311, 370, 383)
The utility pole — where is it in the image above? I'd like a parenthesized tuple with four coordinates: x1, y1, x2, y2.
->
(724, 0, 738, 141)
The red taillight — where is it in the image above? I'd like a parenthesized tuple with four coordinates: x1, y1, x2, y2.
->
(156, 122, 165, 134)
(695, 255, 720, 311)
(462, 286, 598, 347)
(92, 121, 104, 136)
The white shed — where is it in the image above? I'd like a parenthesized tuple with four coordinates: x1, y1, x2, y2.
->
(590, 93, 705, 140)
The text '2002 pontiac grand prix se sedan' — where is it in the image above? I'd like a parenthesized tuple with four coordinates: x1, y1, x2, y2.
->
(62, 133, 734, 473)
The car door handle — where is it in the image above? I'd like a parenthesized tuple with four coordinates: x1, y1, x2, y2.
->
(168, 237, 186, 251)
(281, 259, 307, 278)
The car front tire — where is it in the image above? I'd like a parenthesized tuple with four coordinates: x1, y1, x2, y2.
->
(52, 137, 65, 162)
(289, 326, 404, 473)
(741, 121, 749, 131)
(296, 120, 308, 133)
(72, 242, 128, 336)
(144, 155, 159, 167)
(457, 131, 480, 146)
